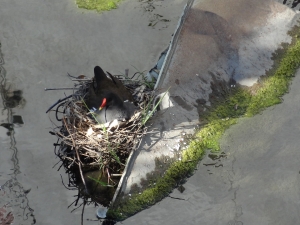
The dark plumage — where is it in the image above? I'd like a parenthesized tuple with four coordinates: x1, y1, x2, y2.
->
(86, 66, 133, 110)
(93, 93, 137, 123)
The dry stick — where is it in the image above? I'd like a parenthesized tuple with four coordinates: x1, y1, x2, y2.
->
(81, 146, 100, 154)
(62, 156, 77, 163)
(81, 199, 86, 225)
(86, 136, 103, 147)
(45, 87, 78, 91)
(45, 94, 73, 113)
(118, 130, 144, 135)
(56, 131, 66, 138)
(70, 201, 84, 212)
(111, 174, 122, 177)
(62, 117, 88, 192)
(68, 158, 77, 168)
(80, 153, 92, 157)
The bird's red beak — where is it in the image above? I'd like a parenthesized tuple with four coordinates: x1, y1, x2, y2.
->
(99, 98, 107, 110)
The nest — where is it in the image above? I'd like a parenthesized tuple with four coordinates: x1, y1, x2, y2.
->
(49, 75, 154, 190)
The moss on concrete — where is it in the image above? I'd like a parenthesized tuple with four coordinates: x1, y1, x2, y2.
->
(107, 25, 300, 221)
(76, 0, 120, 12)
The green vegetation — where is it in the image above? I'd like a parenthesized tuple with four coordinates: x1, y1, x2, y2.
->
(76, 0, 120, 12)
(131, 65, 156, 89)
(141, 87, 170, 125)
(88, 176, 113, 187)
(107, 26, 300, 220)
(109, 146, 124, 166)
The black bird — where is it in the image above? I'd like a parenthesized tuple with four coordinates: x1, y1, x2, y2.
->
(92, 92, 137, 124)
(86, 66, 133, 110)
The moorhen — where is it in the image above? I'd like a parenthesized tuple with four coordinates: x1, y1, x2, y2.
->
(86, 66, 133, 109)
(92, 92, 137, 124)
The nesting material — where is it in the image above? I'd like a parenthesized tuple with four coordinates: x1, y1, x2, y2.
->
(49, 75, 154, 187)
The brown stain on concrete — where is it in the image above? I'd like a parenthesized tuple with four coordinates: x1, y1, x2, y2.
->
(171, 96, 194, 111)
(161, 0, 290, 94)
(165, 8, 238, 89)
(197, 0, 287, 33)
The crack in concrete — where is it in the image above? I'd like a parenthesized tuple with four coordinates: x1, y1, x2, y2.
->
(0, 44, 36, 225)
(227, 155, 236, 192)
(225, 151, 244, 225)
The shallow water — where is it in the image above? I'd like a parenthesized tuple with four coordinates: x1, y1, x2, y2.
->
(0, 49, 35, 224)
(0, 0, 296, 224)
(0, 0, 188, 224)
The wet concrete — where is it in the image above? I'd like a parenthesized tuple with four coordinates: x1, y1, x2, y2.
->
(120, 0, 299, 196)
(120, 67, 300, 225)
(114, 0, 300, 223)
(1, 0, 300, 224)
(0, 0, 188, 224)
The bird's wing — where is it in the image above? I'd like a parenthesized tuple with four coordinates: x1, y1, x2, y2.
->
(106, 71, 118, 86)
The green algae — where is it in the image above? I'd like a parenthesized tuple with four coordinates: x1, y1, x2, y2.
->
(76, 0, 120, 12)
(107, 25, 300, 221)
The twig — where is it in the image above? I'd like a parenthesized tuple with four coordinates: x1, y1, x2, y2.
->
(60, 174, 77, 191)
(71, 79, 92, 81)
(70, 201, 84, 212)
(111, 174, 122, 177)
(46, 94, 73, 113)
(45, 88, 79, 91)
(81, 200, 86, 225)
(63, 117, 88, 193)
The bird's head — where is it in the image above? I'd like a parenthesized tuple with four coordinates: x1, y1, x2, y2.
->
(98, 93, 124, 111)
(99, 98, 107, 110)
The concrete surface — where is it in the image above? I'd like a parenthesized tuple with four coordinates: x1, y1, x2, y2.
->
(1, 0, 300, 224)
(120, 67, 300, 225)
(0, 0, 188, 224)
(120, 0, 299, 195)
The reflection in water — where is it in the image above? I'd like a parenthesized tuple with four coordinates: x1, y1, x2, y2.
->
(12, 115, 24, 125)
(0, 123, 13, 136)
(0, 115, 24, 136)
(0, 44, 35, 224)
(5, 90, 25, 109)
